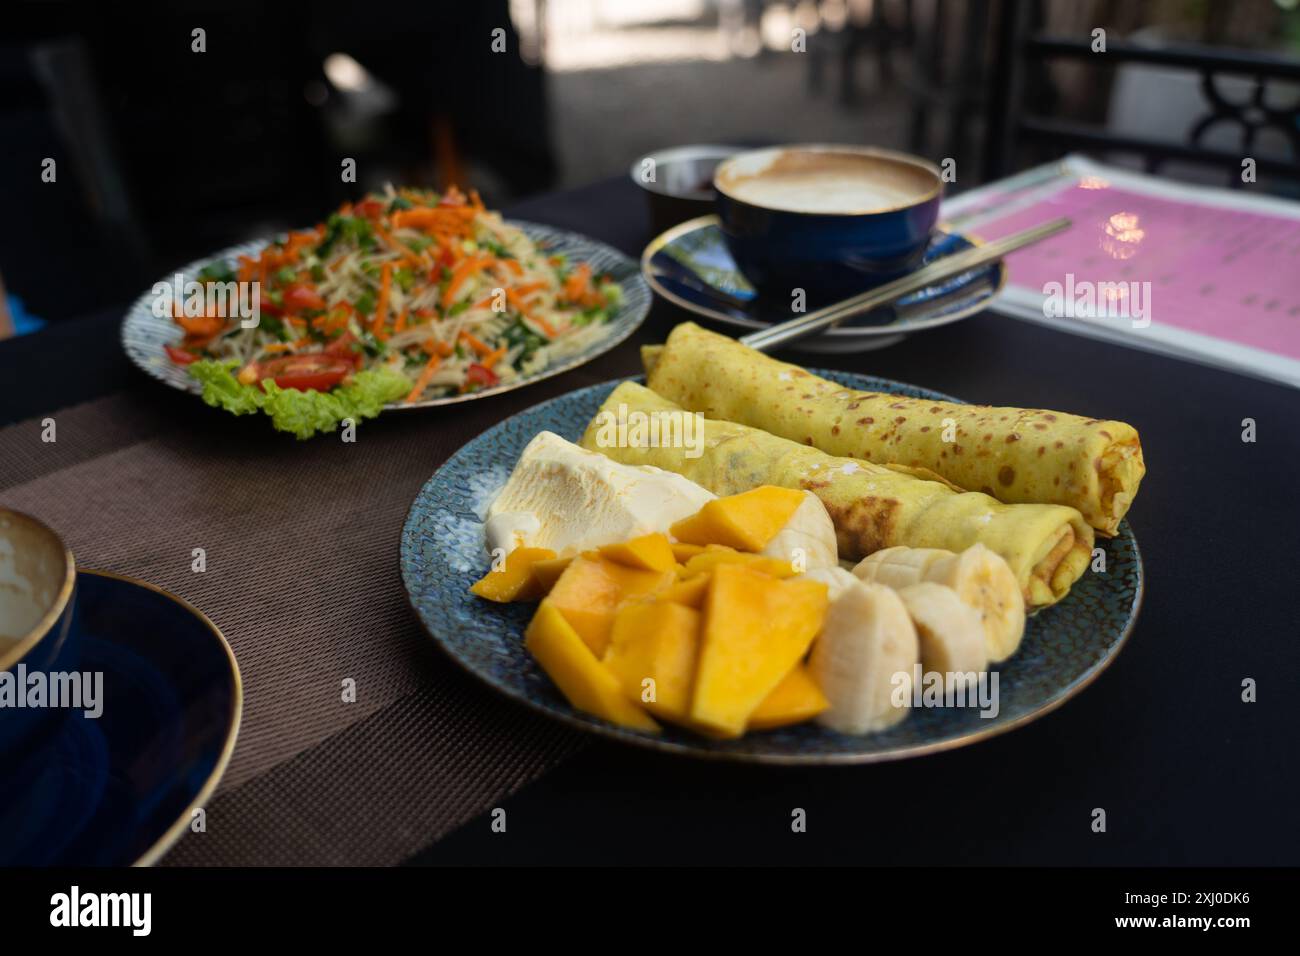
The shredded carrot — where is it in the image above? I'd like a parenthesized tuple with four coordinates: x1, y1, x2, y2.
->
(458, 330, 492, 356)
(261, 342, 294, 354)
(404, 353, 442, 403)
(372, 262, 392, 335)
(393, 306, 408, 334)
(442, 256, 489, 309)
(481, 346, 507, 370)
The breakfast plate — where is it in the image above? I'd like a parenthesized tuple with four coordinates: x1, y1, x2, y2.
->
(121, 218, 652, 419)
(0, 571, 240, 865)
(400, 372, 1142, 764)
(642, 215, 1006, 352)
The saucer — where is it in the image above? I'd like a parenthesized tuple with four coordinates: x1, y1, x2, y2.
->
(641, 215, 1006, 352)
(0, 571, 240, 866)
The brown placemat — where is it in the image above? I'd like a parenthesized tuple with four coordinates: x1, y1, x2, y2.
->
(0, 389, 588, 864)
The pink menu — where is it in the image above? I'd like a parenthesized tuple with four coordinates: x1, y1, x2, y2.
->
(943, 157, 1300, 387)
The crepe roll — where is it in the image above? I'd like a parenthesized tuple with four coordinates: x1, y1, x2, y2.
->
(645, 322, 1144, 536)
(580, 382, 1094, 607)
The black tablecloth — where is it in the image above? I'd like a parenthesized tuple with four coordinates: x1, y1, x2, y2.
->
(3, 176, 1297, 866)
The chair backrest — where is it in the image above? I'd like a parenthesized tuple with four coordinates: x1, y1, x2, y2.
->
(983, 1, 1300, 192)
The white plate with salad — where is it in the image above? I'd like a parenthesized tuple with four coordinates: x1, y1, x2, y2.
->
(121, 186, 651, 438)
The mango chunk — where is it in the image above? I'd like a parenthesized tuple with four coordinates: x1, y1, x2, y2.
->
(530, 555, 575, 595)
(604, 600, 701, 723)
(525, 602, 660, 732)
(670, 542, 707, 563)
(470, 547, 557, 602)
(663, 574, 710, 608)
(681, 547, 796, 579)
(747, 665, 830, 730)
(599, 533, 676, 572)
(546, 554, 675, 657)
(670, 485, 808, 552)
(690, 563, 829, 737)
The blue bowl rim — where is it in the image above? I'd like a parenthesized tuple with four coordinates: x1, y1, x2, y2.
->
(713, 144, 944, 217)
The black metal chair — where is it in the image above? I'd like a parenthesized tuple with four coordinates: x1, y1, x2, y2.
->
(983, 0, 1300, 192)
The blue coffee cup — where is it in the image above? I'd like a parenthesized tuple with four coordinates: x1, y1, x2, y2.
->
(713, 144, 942, 302)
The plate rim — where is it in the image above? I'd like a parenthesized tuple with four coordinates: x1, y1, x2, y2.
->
(65, 569, 243, 866)
(640, 214, 1007, 338)
(120, 219, 652, 411)
(400, 373, 1144, 766)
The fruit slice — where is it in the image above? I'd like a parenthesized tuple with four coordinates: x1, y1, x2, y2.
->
(663, 574, 710, 608)
(690, 563, 828, 737)
(855, 544, 1024, 662)
(853, 546, 952, 589)
(530, 555, 575, 595)
(759, 491, 838, 572)
(747, 665, 829, 730)
(525, 602, 660, 732)
(546, 555, 675, 657)
(670, 542, 707, 563)
(599, 533, 676, 572)
(670, 485, 807, 552)
(809, 578, 918, 734)
(917, 545, 1025, 662)
(681, 547, 796, 579)
(469, 547, 557, 602)
(897, 582, 988, 680)
(603, 600, 701, 723)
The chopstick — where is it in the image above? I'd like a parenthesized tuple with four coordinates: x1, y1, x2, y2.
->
(738, 217, 1071, 353)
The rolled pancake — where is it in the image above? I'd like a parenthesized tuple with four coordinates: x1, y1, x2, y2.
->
(581, 382, 1094, 607)
(645, 323, 1144, 536)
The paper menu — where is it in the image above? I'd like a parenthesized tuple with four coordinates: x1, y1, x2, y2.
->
(943, 156, 1300, 388)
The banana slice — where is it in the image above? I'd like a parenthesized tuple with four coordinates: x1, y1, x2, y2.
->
(852, 546, 951, 589)
(922, 544, 1025, 662)
(800, 566, 859, 602)
(897, 583, 988, 684)
(809, 578, 918, 734)
(856, 544, 1024, 662)
(761, 491, 838, 572)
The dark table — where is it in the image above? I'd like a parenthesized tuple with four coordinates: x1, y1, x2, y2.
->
(3, 176, 1297, 866)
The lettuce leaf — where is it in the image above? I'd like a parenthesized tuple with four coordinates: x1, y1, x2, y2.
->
(187, 360, 411, 439)
(188, 360, 265, 415)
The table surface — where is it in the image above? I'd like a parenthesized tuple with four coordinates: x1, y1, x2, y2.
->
(3, 176, 1297, 866)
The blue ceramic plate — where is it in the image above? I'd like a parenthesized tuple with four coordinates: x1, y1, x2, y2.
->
(0, 571, 241, 865)
(121, 221, 652, 409)
(401, 373, 1142, 764)
(642, 215, 1006, 352)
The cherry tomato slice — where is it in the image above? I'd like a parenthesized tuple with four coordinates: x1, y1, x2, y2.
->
(465, 363, 500, 389)
(322, 331, 364, 369)
(257, 356, 351, 392)
(165, 344, 199, 365)
(283, 285, 326, 313)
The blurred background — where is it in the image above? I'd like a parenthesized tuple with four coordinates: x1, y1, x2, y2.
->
(3, 0, 1298, 328)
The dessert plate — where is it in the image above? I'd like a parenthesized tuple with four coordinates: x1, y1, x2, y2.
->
(399, 373, 1141, 765)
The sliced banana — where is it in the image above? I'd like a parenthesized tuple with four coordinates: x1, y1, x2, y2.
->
(856, 544, 1024, 662)
(853, 546, 951, 590)
(809, 578, 918, 735)
(761, 491, 838, 572)
(897, 583, 988, 686)
(800, 566, 859, 602)
(923, 544, 1025, 662)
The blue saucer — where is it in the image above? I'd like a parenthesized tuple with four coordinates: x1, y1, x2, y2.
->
(641, 215, 1006, 352)
(0, 571, 240, 866)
